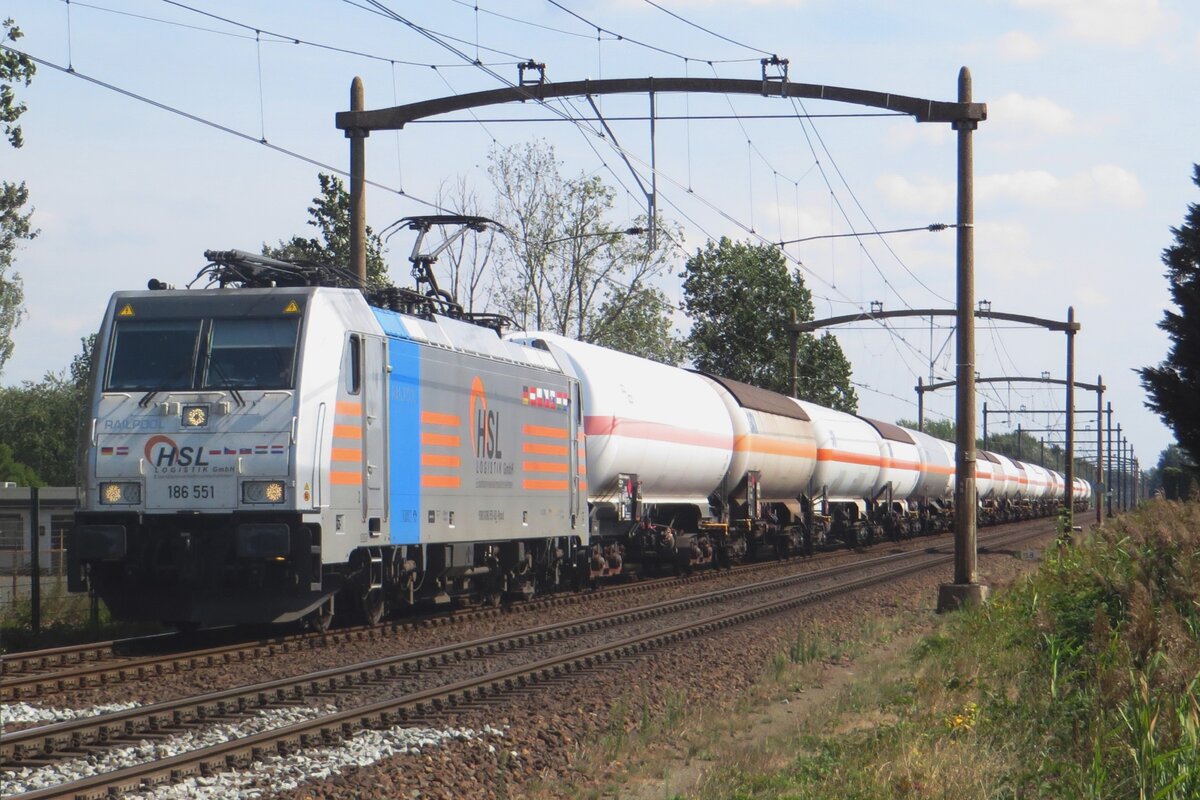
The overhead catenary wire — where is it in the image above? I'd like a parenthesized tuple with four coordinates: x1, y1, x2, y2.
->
(638, 0, 774, 56)
(72, 0, 980, 416)
(104, 0, 522, 69)
(2, 45, 451, 216)
(540, 0, 761, 64)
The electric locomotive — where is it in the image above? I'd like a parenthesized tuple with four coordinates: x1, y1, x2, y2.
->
(70, 230, 587, 629)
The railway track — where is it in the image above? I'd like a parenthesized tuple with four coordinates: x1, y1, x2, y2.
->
(1, 524, 974, 702)
(1, 520, 1054, 799)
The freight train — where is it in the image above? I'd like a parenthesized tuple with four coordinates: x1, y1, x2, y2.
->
(68, 226, 1090, 629)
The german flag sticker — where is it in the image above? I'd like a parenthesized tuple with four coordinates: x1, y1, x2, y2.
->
(117, 304, 135, 317)
(283, 300, 300, 314)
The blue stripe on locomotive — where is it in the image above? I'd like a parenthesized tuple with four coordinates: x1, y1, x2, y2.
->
(372, 308, 421, 545)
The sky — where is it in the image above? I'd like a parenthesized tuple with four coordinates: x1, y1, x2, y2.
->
(3, 0, 1196, 475)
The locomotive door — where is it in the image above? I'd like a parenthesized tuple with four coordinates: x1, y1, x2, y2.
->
(363, 334, 388, 533)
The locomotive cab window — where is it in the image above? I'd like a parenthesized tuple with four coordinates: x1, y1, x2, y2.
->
(105, 316, 300, 391)
(203, 318, 299, 390)
(107, 319, 202, 391)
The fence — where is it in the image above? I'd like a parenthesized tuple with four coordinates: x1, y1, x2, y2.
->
(0, 486, 79, 628)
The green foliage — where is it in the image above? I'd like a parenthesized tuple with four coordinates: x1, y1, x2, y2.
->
(590, 285, 687, 365)
(0, 440, 39, 485)
(1, 18, 34, 149)
(693, 500, 1200, 800)
(263, 173, 389, 286)
(681, 237, 857, 410)
(487, 140, 683, 362)
(1141, 164, 1200, 466)
(896, 417, 955, 443)
(0, 18, 37, 377)
(0, 336, 93, 486)
(1149, 445, 1194, 500)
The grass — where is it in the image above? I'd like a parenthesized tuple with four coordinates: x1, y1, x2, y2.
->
(0, 583, 161, 652)
(690, 499, 1200, 799)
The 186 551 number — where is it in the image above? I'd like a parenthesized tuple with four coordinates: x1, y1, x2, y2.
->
(167, 484, 215, 500)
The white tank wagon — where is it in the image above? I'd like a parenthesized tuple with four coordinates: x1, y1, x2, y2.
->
(905, 427, 956, 496)
(857, 417, 924, 539)
(974, 451, 998, 502)
(792, 400, 885, 546)
(697, 373, 819, 558)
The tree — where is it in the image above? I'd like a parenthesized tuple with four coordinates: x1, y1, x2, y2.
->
(435, 177, 498, 315)
(0, 336, 93, 486)
(896, 418, 956, 443)
(0, 441, 40, 486)
(1147, 444, 1193, 500)
(591, 285, 687, 365)
(263, 173, 389, 286)
(681, 237, 857, 410)
(1, 18, 37, 376)
(486, 140, 683, 361)
(1140, 164, 1200, 464)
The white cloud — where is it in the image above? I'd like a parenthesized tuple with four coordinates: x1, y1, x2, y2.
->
(875, 174, 954, 213)
(975, 220, 1053, 280)
(996, 30, 1044, 60)
(1014, 0, 1170, 46)
(875, 165, 1144, 214)
(988, 92, 1075, 135)
(979, 165, 1145, 208)
(884, 121, 951, 152)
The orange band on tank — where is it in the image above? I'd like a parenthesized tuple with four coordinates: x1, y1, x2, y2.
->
(733, 434, 817, 459)
(816, 448, 884, 468)
(422, 474, 461, 489)
(421, 411, 460, 427)
(421, 453, 461, 468)
(422, 433, 461, 447)
(335, 401, 361, 416)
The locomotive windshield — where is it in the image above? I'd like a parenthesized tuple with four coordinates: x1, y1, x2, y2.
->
(106, 317, 300, 391)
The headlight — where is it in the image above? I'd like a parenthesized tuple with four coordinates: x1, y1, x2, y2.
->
(182, 404, 209, 427)
(100, 482, 141, 505)
(243, 480, 286, 504)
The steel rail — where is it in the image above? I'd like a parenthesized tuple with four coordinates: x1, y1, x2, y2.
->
(8, 521, 1052, 800)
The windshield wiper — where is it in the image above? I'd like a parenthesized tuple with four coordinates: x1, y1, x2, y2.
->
(205, 356, 246, 407)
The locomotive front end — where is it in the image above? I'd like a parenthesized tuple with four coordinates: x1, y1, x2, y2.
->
(70, 288, 319, 625)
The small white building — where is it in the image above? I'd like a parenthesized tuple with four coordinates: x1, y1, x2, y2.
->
(0, 485, 78, 576)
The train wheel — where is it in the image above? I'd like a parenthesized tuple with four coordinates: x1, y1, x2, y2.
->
(362, 588, 386, 626)
(306, 599, 334, 633)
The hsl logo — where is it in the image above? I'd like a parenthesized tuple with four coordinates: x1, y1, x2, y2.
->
(469, 376, 503, 459)
(144, 435, 210, 467)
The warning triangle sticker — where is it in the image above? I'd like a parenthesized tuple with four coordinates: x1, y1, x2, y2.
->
(283, 300, 300, 313)
(117, 304, 135, 317)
